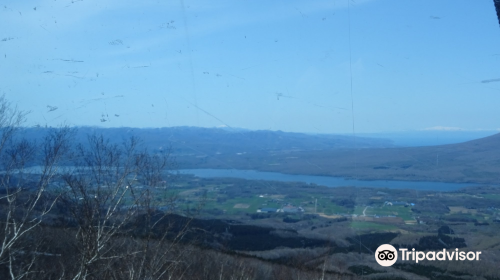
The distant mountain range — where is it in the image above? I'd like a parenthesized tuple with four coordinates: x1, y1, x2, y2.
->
(18, 126, 394, 155)
(17, 126, 500, 184)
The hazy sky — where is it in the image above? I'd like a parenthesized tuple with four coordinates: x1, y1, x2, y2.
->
(1, 0, 500, 133)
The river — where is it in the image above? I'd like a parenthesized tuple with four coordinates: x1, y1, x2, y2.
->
(178, 169, 477, 191)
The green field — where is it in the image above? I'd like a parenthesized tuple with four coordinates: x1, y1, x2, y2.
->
(131, 175, 500, 241)
(483, 194, 500, 201)
(361, 205, 413, 220)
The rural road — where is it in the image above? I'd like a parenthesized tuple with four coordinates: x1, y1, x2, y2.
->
(363, 206, 370, 216)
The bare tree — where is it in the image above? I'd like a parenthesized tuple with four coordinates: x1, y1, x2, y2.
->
(59, 133, 190, 279)
(135, 147, 173, 188)
(0, 95, 74, 279)
(0, 96, 356, 280)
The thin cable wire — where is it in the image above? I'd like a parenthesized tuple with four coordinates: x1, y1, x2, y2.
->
(348, 0, 362, 256)
(347, 0, 357, 176)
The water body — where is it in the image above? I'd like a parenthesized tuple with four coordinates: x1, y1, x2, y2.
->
(179, 169, 476, 191)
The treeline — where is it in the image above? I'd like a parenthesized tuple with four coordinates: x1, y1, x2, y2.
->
(396, 226, 466, 251)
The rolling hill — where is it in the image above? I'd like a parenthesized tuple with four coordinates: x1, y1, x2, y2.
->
(178, 133, 500, 184)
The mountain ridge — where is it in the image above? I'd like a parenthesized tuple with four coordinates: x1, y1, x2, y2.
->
(177, 132, 500, 184)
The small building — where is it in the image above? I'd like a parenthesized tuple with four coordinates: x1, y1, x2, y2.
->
(384, 201, 408, 206)
(392, 201, 406, 206)
(281, 206, 303, 213)
(257, 208, 278, 213)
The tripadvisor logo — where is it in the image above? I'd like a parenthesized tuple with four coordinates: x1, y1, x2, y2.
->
(375, 244, 482, 267)
(375, 244, 398, 266)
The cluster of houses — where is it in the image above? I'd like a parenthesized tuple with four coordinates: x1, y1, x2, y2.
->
(383, 201, 415, 207)
(256, 194, 304, 213)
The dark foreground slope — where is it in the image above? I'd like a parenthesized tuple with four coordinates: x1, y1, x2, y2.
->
(178, 133, 500, 184)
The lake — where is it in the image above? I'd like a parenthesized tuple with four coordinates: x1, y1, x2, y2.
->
(178, 169, 477, 191)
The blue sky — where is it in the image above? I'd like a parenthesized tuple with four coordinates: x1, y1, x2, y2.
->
(1, 0, 500, 133)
